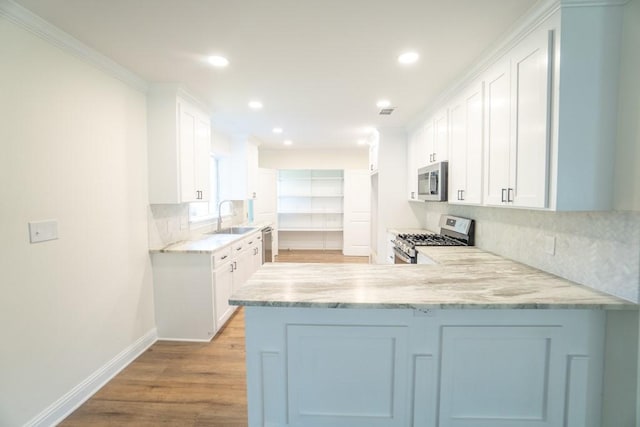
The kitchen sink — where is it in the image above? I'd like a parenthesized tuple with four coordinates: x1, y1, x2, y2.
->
(209, 226, 256, 235)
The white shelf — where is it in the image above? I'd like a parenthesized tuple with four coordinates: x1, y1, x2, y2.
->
(279, 228, 344, 232)
(278, 194, 344, 198)
(279, 211, 343, 214)
(277, 169, 345, 250)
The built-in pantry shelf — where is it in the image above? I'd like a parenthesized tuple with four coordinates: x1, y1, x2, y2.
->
(277, 169, 344, 250)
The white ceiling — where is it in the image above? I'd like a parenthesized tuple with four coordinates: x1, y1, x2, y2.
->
(14, 0, 538, 149)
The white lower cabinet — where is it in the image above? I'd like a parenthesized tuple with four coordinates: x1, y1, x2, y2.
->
(212, 248, 234, 331)
(152, 230, 263, 341)
(245, 307, 605, 427)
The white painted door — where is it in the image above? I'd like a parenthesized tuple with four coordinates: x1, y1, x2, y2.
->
(254, 168, 277, 224)
(483, 58, 511, 206)
(510, 26, 552, 209)
(343, 170, 370, 256)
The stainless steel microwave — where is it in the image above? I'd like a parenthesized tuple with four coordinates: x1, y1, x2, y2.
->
(417, 161, 448, 201)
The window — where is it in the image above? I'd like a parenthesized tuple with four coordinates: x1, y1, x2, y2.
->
(189, 155, 230, 222)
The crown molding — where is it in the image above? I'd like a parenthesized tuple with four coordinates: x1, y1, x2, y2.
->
(0, 0, 148, 93)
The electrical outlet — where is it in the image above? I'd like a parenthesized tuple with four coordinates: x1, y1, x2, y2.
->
(544, 235, 556, 255)
(28, 220, 58, 243)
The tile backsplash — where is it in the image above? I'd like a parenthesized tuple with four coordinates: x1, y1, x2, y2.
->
(148, 201, 247, 250)
(422, 204, 640, 303)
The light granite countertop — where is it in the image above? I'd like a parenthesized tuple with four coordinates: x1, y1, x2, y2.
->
(230, 247, 636, 310)
(150, 222, 270, 254)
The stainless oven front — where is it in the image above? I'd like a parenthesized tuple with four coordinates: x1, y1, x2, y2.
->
(393, 247, 415, 264)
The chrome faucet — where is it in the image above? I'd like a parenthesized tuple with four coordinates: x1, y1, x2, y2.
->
(217, 199, 234, 231)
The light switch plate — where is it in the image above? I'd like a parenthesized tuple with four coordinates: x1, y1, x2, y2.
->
(29, 220, 59, 243)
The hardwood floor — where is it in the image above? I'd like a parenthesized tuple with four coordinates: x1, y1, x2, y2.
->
(275, 249, 369, 264)
(61, 309, 248, 427)
(62, 251, 366, 426)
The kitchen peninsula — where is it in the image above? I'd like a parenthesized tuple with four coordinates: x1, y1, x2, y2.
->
(230, 249, 636, 427)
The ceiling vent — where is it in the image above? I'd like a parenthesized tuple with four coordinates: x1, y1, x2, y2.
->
(379, 108, 395, 115)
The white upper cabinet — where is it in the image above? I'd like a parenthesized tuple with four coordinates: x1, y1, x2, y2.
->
(483, 58, 514, 206)
(224, 139, 259, 201)
(509, 24, 552, 208)
(407, 126, 428, 201)
(480, 19, 552, 208)
(410, 3, 623, 212)
(148, 85, 211, 204)
(432, 108, 449, 163)
(448, 80, 484, 205)
(484, 20, 552, 209)
(368, 136, 379, 174)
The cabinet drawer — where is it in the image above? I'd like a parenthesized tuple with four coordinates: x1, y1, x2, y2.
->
(212, 247, 232, 268)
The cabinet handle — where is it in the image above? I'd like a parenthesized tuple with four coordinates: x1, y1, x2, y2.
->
(508, 188, 514, 202)
(221, 255, 228, 260)
(433, 153, 436, 162)
(411, 191, 415, 199)
(234, 261, 237, 269)
(230, 263, 234, 272)
(252, 192, 257, 199)
(196, 190, 203, 200)
(501, 188, 507, 203)
(370, 164, 373, 171)
(460, 190, 464, 201)
(236, 247, 242, 251)
(429, 154, 433, 162)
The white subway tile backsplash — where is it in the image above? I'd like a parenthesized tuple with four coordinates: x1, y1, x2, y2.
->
(148, 201, 247, 250)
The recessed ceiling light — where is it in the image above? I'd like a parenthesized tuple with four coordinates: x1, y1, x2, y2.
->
(272, 127, 283, 134)
(398, 51, 419, 65)
(283, 139, 293, 146)
(376, 99, 391, 108)
(248, 100, 263, 110)
(207, 55, 229, 68)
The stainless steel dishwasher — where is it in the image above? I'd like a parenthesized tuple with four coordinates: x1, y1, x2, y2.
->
(261, 226, 273, 263)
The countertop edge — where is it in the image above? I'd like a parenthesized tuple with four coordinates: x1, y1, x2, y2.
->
(230, 300, 638, 310)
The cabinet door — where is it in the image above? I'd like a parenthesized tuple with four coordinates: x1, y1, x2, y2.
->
(213, 260, 234, 332)
(464, 81, 484, 205)
(179, 100, 210, 203)
(424, 121, 435, 164)
(433, 108, 448, 163)
(483, 59, 511, 206)
(407, 128, 421, 200)
(510, 26, 552, 209)
(194, 114, 211, 202)
(448, 95, 467, 203)
(369, 140, 379, 173)
(178, 100, 197, 202)
(247, 142, 259, 199)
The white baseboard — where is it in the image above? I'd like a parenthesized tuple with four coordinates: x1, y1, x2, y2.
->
(24, 328, 158, 427)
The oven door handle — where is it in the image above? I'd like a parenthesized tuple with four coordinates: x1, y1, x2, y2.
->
(393, 247, 414, 264)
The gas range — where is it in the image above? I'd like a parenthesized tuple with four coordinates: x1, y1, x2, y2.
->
(392, 215, 474, 263)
